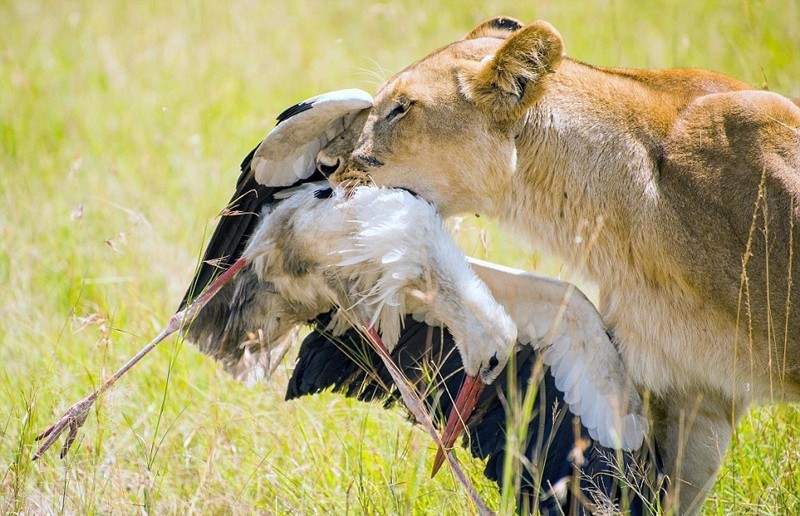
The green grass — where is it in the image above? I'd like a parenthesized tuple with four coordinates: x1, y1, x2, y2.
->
(1, 0, 798, 513)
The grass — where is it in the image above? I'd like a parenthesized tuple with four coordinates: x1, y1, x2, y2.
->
(1, 0, 798, 513)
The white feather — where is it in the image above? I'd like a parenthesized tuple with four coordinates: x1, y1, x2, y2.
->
(250, 89, 373, 186)
(243, 185, 517, 381)
(468, 258, 648, 451)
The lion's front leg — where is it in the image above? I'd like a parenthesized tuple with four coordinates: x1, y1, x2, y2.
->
(651, 389, 747, 514)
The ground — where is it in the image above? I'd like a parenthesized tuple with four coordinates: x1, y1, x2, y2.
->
(1, 0, 799, 513)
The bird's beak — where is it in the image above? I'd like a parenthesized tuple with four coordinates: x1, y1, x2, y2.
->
(431, 374, 485, 477)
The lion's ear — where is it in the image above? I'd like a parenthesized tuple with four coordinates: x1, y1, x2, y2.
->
(462, 21, 564, 121)
(465, 16, 524, 40)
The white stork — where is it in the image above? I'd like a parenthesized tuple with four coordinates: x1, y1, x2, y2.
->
(178, 90, 657, 509)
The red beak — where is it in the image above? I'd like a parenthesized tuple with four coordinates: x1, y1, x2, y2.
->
(431, 375, 485, 477)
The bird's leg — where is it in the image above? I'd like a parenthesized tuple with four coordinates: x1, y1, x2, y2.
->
(33, 327, 171, 459)
(33, 258, 249, 460)
(363, 326, 493, 515)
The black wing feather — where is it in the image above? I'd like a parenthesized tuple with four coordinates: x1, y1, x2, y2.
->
(180, 143, 325, 310)
(180, 145, 269, 310)
(180, 134, 324, 367)
(288, 316, 665, 514)
(276, 101, 314, 124)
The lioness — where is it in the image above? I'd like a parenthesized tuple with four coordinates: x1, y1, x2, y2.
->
(321, 17, 800, 513)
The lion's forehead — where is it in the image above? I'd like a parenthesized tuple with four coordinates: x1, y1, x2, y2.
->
(424, 37, 503, 65)
(376, 38, 502, 101)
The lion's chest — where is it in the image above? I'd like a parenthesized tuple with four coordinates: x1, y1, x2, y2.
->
(504, 157, 755, 400)
(513, 210, 743, 397)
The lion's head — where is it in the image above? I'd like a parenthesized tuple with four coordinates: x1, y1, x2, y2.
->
(319, 17, 565, 216)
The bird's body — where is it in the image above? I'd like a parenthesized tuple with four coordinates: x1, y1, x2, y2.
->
(187, 183, 517, 384)
(187, 178, 647, 445)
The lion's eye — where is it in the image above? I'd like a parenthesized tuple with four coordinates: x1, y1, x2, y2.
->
(386, 100, 412, 122)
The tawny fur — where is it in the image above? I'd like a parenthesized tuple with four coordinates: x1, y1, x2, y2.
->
(325, 16, 800, 513)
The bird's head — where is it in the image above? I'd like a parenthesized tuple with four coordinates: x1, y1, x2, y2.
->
(448, 290, 516, 385)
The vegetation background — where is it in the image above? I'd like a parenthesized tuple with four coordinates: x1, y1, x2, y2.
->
(2, 0, 798, 513)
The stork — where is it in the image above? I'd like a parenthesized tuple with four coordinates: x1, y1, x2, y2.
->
(183, 185, 657, 512)
(179, 90, 661, 511)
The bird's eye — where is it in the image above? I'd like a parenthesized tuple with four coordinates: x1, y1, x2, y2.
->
(386, 100, 412, 122)
(480, 354, 501, 379)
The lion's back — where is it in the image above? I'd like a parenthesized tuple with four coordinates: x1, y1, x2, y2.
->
(659, 89, 800, 395)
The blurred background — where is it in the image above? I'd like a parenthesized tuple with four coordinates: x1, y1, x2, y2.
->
(2, 0, 798, 513)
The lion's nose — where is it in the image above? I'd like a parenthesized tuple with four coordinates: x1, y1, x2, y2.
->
(316, 155, 341, 177)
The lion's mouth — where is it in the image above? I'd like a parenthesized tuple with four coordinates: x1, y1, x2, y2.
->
(330, 169, 423, 202)
(330, 169, 374, 192)
(394, 186, 421, 198)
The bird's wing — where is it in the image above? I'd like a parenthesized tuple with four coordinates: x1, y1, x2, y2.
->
(250, 89, 373, 186)
(179, 144, 326, 367)
(467, 257, 648, 452)
(180, 148, 271, 310)
(182, 89, 370, 368)
(180, 147, 327, 311)
(181, 90, 370, 309)
(287, 315, 664, 513)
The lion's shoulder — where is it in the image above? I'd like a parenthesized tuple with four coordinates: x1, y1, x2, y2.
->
(667, 89, 800, 171)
